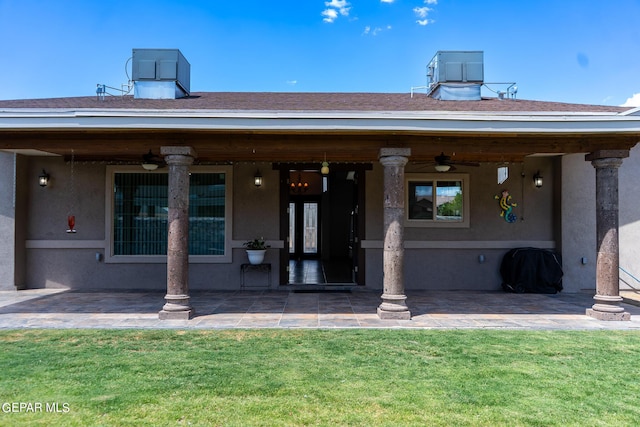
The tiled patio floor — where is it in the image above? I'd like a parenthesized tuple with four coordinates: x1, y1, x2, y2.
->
(1, 288, 640, 330)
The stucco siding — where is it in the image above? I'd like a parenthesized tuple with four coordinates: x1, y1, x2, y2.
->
(560, 146, 640, 293)
(0, 152, 16, 289)
(561, 153, 596, 292)
(25, 158, 105, 241)
(364, 157, 558, 291)
(619, 144, 640, 290)
(17, 155, 565, 292)
(232, 164, 280, 242)
(21, 159, 283, 290)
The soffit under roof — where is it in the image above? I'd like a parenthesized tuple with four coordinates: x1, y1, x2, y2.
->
(0, 92, 638, 164)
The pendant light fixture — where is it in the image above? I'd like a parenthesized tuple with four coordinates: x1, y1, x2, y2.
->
(321, 153, 329, 175)
(290, 173, 309, 193)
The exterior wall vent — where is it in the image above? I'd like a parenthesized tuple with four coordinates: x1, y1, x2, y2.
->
(427, 51, 483, 101)
(131, 49, 191, 99)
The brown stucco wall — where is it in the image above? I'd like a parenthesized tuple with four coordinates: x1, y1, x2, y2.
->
(560, 154, 596, 293)
(619, 144, 640, 291)
(19, 155, 561, 292)
(22, 159, 284, 290)
(560, 146, 640, 293)
(364, 158, 558, 291)
(0, 152, 27, 290)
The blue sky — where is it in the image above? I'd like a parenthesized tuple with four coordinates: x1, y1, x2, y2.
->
(1, 0, 639, 106)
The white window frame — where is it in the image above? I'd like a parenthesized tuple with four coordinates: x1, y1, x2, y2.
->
(405, 173, 470, 228)
(105, 165, 233, 263)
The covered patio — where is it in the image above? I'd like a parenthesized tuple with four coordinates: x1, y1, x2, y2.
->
(2, 92, 640, 322)
(2, 288, 640, 330)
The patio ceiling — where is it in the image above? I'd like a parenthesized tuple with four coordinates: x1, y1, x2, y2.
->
(1, 127, 639, 164)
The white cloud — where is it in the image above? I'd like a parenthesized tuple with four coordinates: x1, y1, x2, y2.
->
(380, 0, 395, 3)
(286, 80, 298, 86)
(621, 93, 640, 107)
(416, 19, 435, 26)
(414, 2, 437, 26)
(363, 24, 392, 36)
(322, 0, 351, 23)
(413, 6, 432, 18)
(322, 8, 339, 22)
(326, 0, 349, 9)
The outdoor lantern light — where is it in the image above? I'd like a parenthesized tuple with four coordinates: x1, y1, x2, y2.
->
(533, 171, 543, 188)
(254, 169, 263, 187)
(38, 169, 50, 187)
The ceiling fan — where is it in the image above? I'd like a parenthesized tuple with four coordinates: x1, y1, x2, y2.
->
(141, 150, 166, 171)
(433, 152, 480, 172)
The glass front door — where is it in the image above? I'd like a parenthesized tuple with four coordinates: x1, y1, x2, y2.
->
(280, 165, 368, 286)
(289, 200, 319, 257)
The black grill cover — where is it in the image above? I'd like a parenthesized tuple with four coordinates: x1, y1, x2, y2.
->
(500, 248, 563, 294)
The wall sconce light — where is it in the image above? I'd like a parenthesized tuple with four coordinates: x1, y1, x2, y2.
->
(38, 169, 50, 187)
(254, 169, 263, 187)
(533, 171, 543, 188)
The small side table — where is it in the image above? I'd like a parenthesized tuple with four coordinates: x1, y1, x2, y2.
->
(240, 263, 272, 290)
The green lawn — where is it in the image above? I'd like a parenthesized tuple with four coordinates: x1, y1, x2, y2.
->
(1, 329, 640, 426)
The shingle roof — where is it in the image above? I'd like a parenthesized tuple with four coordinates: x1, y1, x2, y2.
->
(0, 92, 627, 113)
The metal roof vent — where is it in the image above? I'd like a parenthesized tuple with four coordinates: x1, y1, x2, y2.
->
(426, 51, 483, 101)
(131, 49, 190, 99)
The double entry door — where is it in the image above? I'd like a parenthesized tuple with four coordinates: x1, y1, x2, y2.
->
(279, 165, 369, 286)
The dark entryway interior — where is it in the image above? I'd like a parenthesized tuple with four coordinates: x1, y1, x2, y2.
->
(288, 259, 354, 285)
(282, 165, 368, 286)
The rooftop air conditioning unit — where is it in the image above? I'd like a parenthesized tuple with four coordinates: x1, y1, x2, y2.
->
(427, 51, 484, 101)
(132, 48, 191, 99)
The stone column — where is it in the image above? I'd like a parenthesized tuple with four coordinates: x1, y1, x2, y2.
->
(378, 148, 411, 320)
(159, 146, 196, 320)
(585, 150, 630, 321)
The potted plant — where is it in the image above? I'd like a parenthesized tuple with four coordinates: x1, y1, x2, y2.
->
(243, 237, 270, 265)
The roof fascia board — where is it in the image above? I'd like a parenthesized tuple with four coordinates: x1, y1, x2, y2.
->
(619, 106, 640, 116)
(0, 108, 622, 118)
(1, 110, 640, 135)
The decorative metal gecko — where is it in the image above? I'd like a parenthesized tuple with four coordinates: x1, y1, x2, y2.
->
(495, 189, 517, 223)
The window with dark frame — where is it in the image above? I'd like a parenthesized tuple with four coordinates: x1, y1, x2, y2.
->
(407, 176, 466, 224)
(113, 172, 226, 256)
